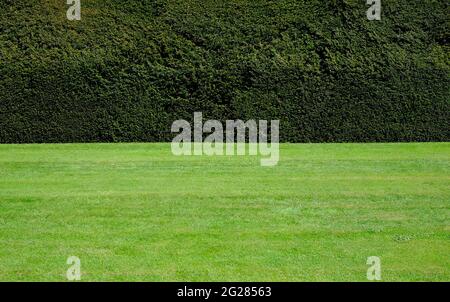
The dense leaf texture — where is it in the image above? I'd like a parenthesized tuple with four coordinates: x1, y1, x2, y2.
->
(0, 0, 449, 142)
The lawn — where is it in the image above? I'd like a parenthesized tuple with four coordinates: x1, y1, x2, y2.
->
(0, 143, 448, 281)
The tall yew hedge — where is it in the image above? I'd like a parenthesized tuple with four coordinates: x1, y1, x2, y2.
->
(0, 0, 448, 143)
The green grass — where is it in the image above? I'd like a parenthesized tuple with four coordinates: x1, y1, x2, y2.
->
(0, 143, 449, 281)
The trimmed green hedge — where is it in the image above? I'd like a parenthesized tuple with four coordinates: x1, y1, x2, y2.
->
(0, 0, 449, 143)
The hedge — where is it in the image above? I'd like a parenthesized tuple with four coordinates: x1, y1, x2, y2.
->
(0, 0, 449, 143)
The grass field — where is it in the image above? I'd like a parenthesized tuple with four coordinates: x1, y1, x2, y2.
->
(0, 143, 448, 281)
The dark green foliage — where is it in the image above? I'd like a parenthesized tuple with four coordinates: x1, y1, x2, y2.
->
(0, 0, 448, 143)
